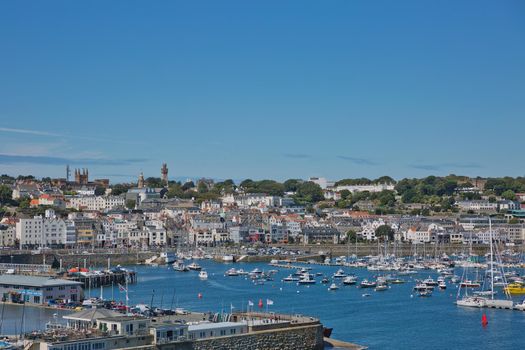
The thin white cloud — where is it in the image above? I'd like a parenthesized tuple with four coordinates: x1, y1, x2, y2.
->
(0, 127, 59, 137)
(0, 125, 143, 145)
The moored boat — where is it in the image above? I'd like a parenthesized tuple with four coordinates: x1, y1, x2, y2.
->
(328, 283, 339, 291)
(360, 279, 376, 288)
(188, 262, 202, 271)
(199, 270, 208, 280)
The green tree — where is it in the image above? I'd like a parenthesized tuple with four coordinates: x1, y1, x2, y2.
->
(340, 189, 351, 200)
(18, 197, 30, 209)
(346, 229, 358, 242)
(501, 190, 516, 201)
(197, 181, 209, 194)
(94, 186, 106, 196)
(125, 199, 136, 209)
(375, 225, 395, 241)
(283, 179, 302, 192)
(0, 185, 12, 205)
(111, 184, 131, 196)
(295, 182, 324, 203)
(181, 181, 195, 191)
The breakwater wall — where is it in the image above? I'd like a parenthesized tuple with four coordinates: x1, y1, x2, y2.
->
(191, 324, 324, 350)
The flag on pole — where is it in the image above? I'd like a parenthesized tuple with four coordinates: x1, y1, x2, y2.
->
(266, 299, 274, 306)
(248, 300, 254, 307)
(118, 283, 127, 292)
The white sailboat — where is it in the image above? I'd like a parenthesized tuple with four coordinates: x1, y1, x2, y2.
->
(456, 218, 513, 309)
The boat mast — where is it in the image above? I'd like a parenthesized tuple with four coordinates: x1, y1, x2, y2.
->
(489, 217, 494, 300)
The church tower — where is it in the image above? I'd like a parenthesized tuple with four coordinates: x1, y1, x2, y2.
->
(161, 163, 168, 186)
(138, 172, 145, 189)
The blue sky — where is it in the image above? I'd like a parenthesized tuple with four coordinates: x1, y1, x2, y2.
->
(0, 0, 524, 182)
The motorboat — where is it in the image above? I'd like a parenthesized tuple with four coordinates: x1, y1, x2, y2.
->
(438, 282, 447, 290)
(333, 269, 347, 278)
(251, 268, 263, 274)
(172, 261, 189, 272)
(237, 269, 249, 275)
(360, 279, 376, 288)
(283, 274, 300, 282)
(375, 284, 388, 292)
(413, 283, 434, 291)
(390, 278, 405, 284)
(298, 274, 316, 285)
(199, 270, 208, 280)
(460, 280, 481, 288)
(328, 283, 339, 291)
(225, 268, 239, 276)
(321, 277, 330, 284)
(504, 282, 525, 295)
(343, 276, 357, 285)
(188, 262, 202, 271)
(422, 277, 439, 286)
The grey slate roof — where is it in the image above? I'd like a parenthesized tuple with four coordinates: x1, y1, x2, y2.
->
(0, 275, 83, 287)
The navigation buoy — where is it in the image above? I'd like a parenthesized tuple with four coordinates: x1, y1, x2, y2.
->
(258, 299, 263, 309)
(198, 293, 202, 299)
(482, 313, 488, 327)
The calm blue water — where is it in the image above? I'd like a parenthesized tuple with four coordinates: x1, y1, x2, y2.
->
(3, 261, 525, 349)
(122, 262, 525, 349)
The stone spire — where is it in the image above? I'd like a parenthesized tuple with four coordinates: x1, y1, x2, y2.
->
(138, 172, 145, 189)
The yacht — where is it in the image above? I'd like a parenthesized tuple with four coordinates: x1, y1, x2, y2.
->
(199, 270, 208, 280)
(460, 280, 481, 288)
(342, 276, 357, 285)
(173, 261, 189, 272)
(225, 268, 239, 276)
(360, 279, 377, 288)
(188, 262, 202, 271)
(422, 277, 439, 286)
(456, 296, 486, 308)
(237, 269, 249, 275)
(333, 269, 346, 278)
(298, 274, 316, 285)
(413, 283, 434, 291)
(328, 283, 339, 291)
(390, 278, 405, 284)
(283, 274, 300, 282)
(504, 282, 525, 295)
(375, 284, 388, 292)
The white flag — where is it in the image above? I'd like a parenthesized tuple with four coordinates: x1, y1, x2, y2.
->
(248, 300, 254, 306)
(266, 299, 274, 306)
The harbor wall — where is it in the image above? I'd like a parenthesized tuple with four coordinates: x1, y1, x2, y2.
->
(190, 324, 324, 350)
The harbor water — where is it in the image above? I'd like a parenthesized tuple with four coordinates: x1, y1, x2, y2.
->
(3, 261, 525, 349)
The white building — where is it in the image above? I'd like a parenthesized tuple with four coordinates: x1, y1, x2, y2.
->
(309, 177, 335, 190)
(67, 195, 125, 211)
(456, 200, 498, 213)
(335, 183, 395, 193)
(16, 216, 67, 247)
(0, 225, 16, 247)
